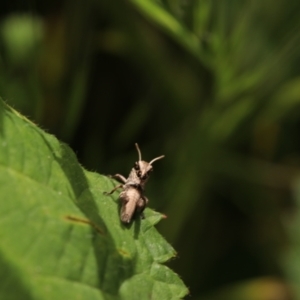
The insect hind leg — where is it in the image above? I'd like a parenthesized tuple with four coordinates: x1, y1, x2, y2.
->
(136, 196, 148, 219)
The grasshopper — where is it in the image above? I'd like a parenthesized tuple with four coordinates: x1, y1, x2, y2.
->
(104, 143, 164, 223)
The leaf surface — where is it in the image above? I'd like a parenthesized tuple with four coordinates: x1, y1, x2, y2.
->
(0, 100, 188, 300)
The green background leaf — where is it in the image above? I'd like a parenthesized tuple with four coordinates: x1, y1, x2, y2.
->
(0, 99, 188, 299)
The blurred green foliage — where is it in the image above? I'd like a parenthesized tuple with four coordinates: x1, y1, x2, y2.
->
(1, 0, 300, 299)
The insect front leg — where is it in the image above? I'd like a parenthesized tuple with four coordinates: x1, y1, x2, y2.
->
(103, 184, 123, 195)
(110, 174, 127, 183)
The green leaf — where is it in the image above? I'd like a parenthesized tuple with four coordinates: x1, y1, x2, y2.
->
(0, 99, 188, 299)
(129, 0, 204, 63)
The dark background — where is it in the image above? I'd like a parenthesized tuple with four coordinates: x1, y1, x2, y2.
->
(1, 0, 300, 299)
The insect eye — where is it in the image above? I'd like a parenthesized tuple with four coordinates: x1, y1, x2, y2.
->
(137, 171, 142, 177)
(134, 162, 139, 170)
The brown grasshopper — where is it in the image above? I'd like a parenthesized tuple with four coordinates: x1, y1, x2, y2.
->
(104, 143, 164, 223)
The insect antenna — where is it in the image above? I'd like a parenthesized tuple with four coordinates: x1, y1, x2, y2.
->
(149, 155, 165, 165)
(135, 143, 142, 161)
